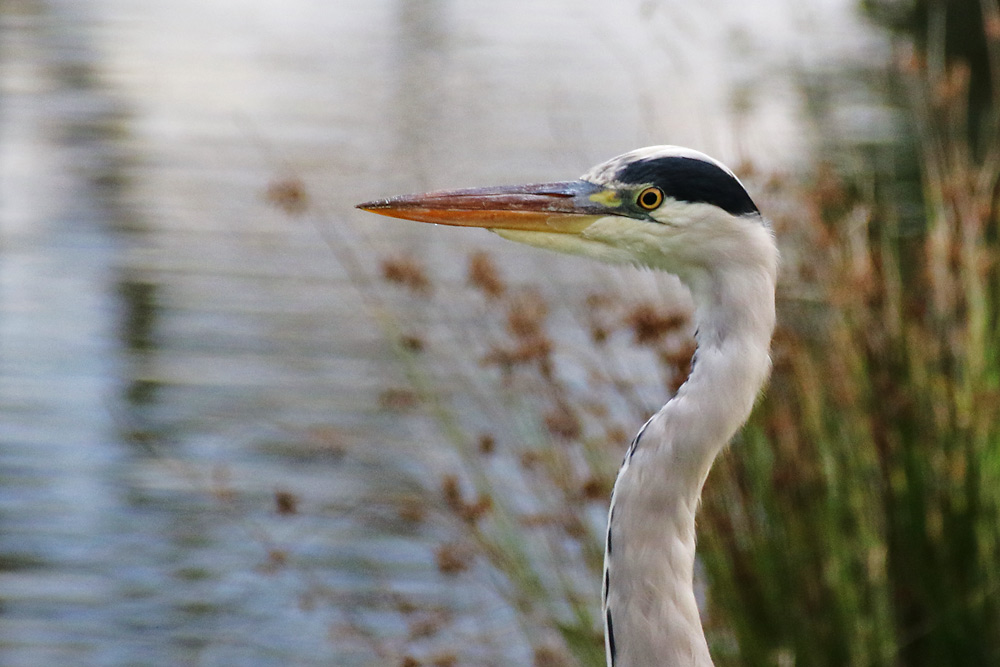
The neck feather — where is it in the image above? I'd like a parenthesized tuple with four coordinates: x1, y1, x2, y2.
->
(603, 249, 777, 667)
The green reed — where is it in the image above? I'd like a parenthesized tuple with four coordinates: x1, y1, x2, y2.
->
(699, 44, 1000, 666)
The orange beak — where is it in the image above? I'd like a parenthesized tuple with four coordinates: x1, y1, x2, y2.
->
(356, 180, 614, 234)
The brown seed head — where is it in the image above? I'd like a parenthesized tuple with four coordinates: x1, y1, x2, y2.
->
(274, 490, 298, 515)
(441, 474, 463, 512)
(379, 388, 420, 411)
(477, 433, 496, 454)
(467, 251, 506, 298)
(544, 405, 582, 440)
(381, 255, 432, 295)
(265, 178, 309, 216)
(460, 495, 493, 523)
(506, 290, 548, 339)
(435, 542, 472, 575)
(626, 303, 687, 345)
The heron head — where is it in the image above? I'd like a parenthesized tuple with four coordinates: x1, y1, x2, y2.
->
(357, 146, 771, 281)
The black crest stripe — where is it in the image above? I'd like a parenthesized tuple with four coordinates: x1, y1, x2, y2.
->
(616, 156, 758, 217)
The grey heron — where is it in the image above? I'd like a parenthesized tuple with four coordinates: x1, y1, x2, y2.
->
(358, 146, 778, 667)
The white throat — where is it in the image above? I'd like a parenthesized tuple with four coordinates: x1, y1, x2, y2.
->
(602, 220, 777, 667)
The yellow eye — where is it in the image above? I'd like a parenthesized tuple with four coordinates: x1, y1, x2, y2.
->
(637, 186, 664, 210)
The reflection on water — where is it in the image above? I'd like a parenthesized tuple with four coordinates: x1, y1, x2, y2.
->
(0, 0, 891, 663)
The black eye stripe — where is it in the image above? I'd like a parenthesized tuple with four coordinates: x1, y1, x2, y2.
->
(616, 156, 758, 217)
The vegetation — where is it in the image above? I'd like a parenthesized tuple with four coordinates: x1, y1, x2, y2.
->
(703, 48, 1000, 665)
(306, 5, 1000, 665)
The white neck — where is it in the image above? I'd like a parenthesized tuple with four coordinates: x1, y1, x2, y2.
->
(603, 249, 777, 666)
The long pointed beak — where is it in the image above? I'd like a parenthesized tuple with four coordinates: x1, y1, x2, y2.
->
(356, 180, 615, 234)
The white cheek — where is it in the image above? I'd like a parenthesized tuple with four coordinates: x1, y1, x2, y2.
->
(582, 215, 653, 240)
(583, 216, 660, 249)
(581, 215, 679, 269)
(651, 199, 716, 227)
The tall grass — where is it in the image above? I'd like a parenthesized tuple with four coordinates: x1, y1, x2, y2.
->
(700, 37, 1000, 667)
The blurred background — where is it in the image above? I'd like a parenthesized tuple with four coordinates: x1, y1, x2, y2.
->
(3, 0, 999, 665)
